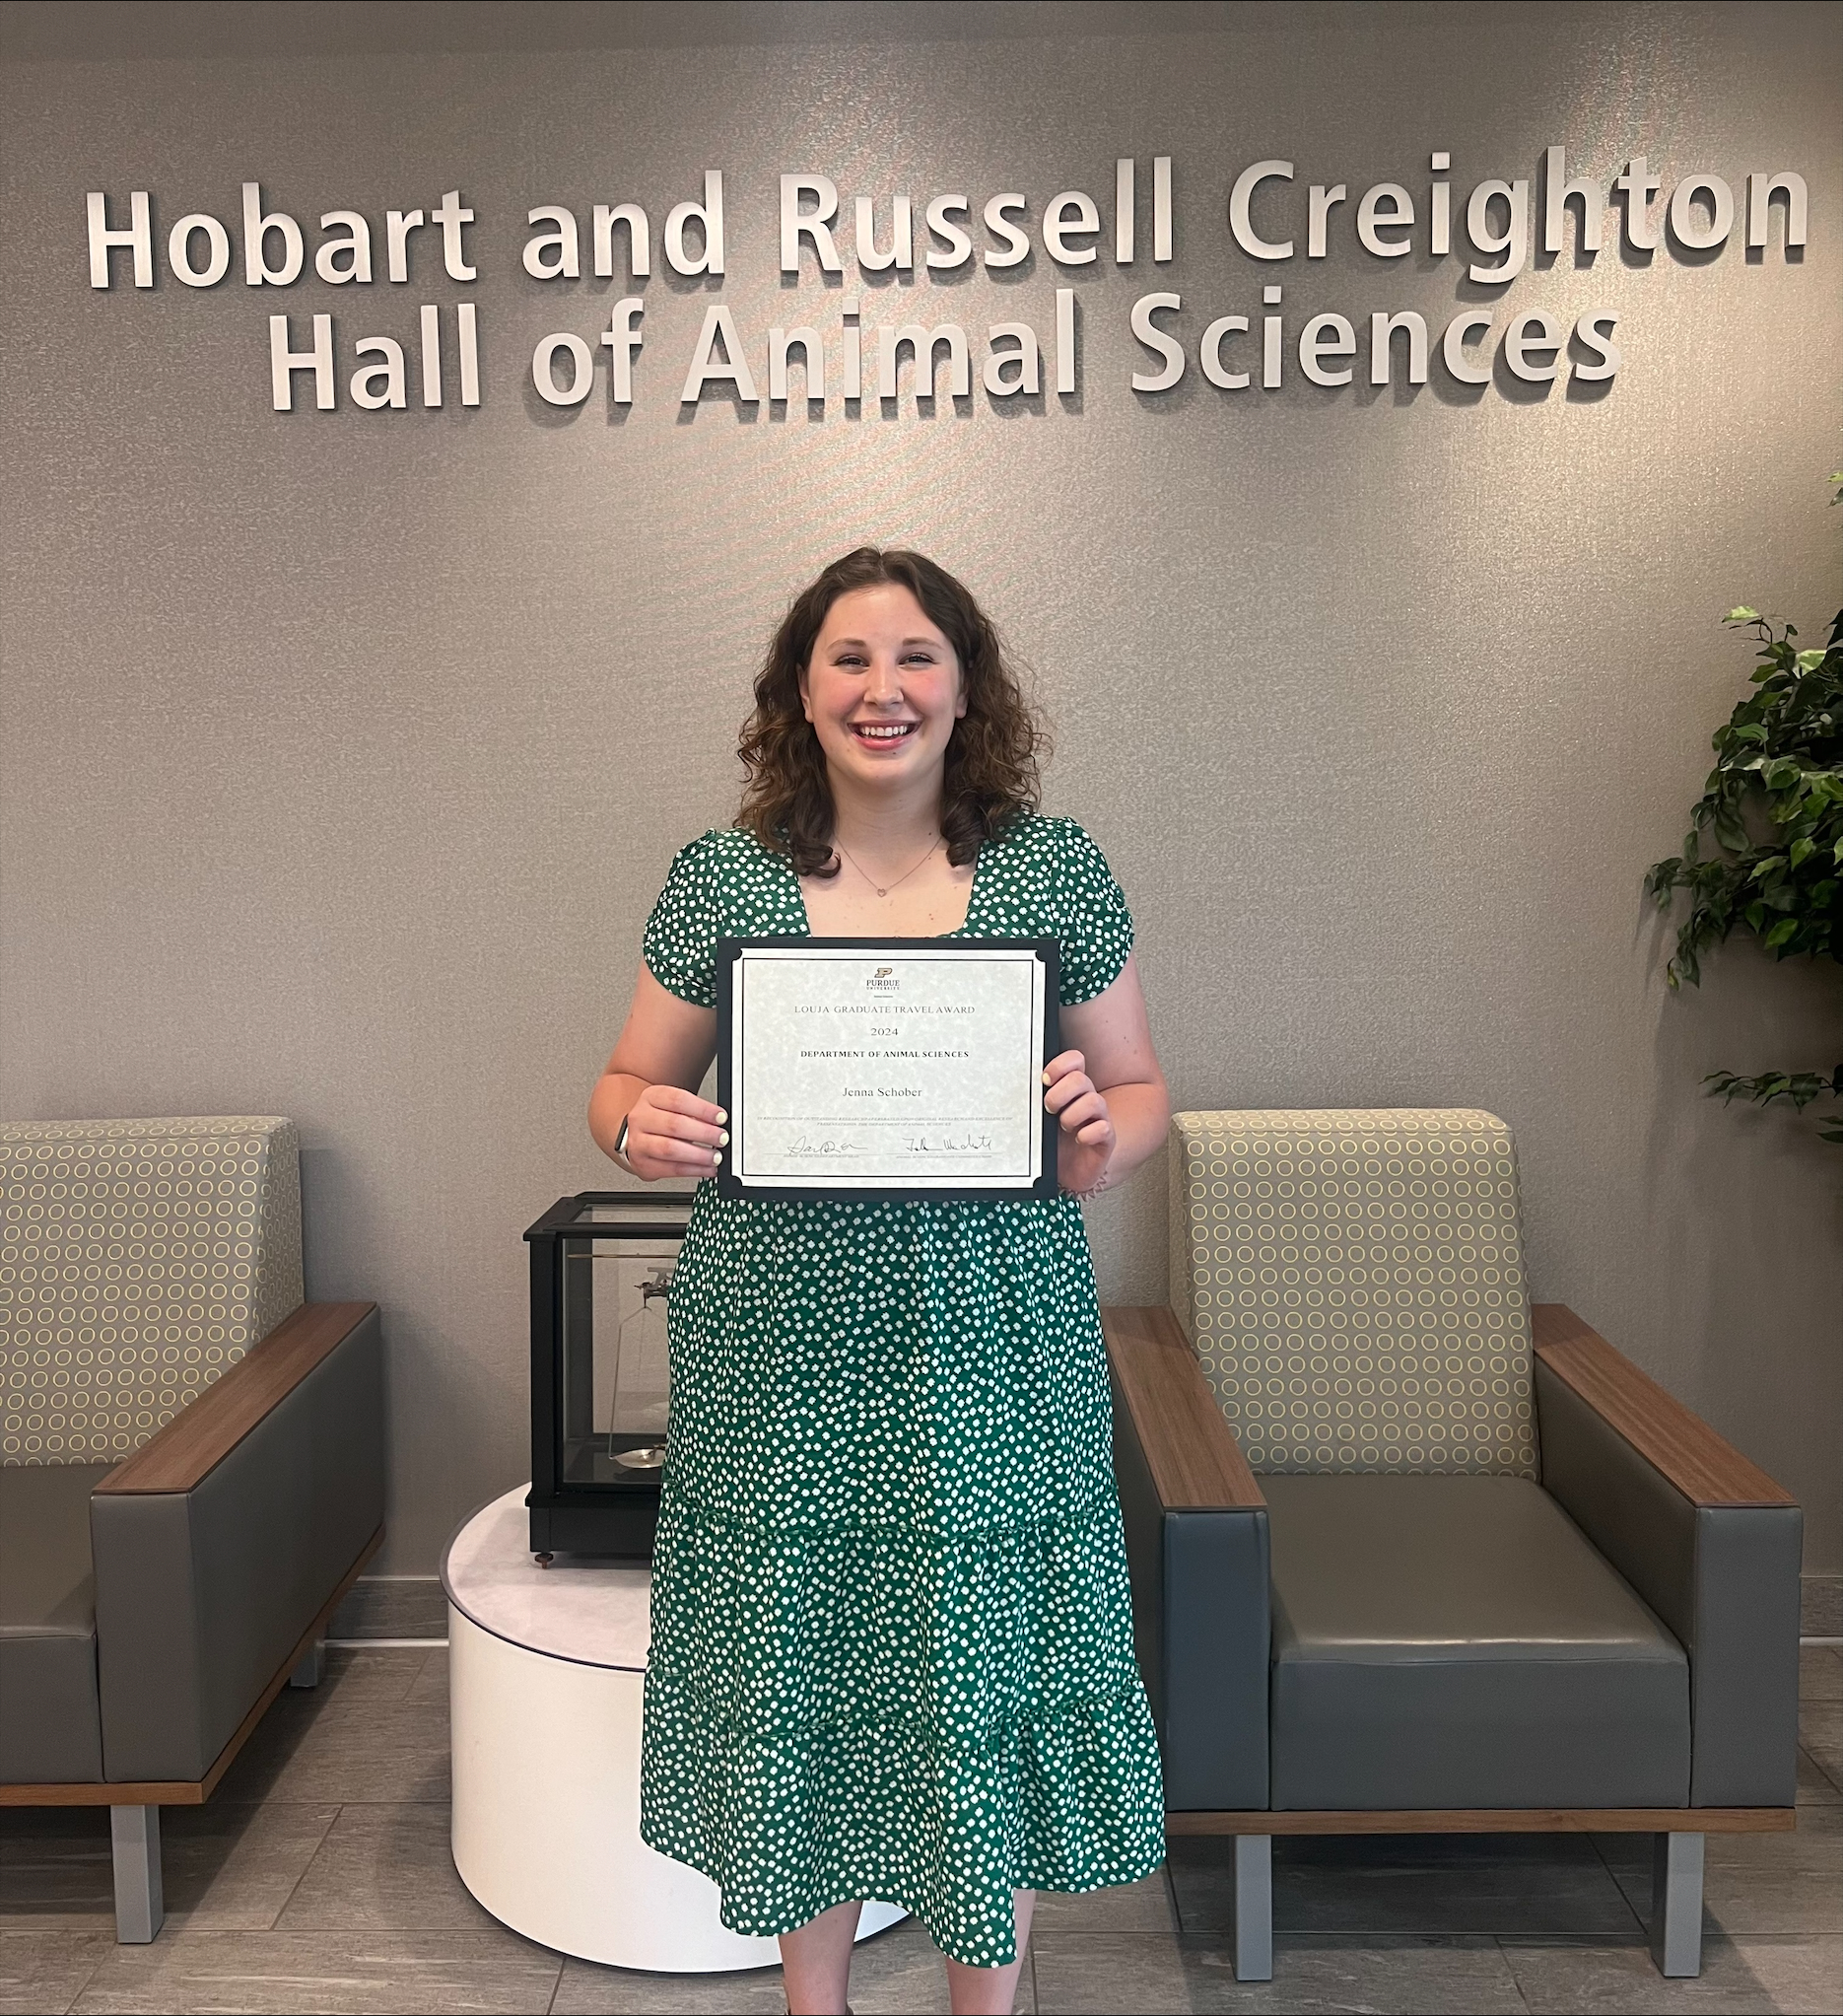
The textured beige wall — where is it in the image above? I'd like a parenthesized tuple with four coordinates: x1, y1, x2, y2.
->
(3, 1, 1838, 1571)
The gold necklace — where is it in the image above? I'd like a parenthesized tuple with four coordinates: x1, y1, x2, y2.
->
(834, 834, 940, 899)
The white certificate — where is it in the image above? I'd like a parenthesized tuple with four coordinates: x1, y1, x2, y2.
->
(717, 938, 1058, 1199)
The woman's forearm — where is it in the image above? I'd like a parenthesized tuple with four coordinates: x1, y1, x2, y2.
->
(1098, 1078, 1170, 1182)
(588, 1071, 649, 1162)
(590, 968, 722, 1169)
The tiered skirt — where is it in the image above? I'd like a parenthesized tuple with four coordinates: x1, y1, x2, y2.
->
(638, 1193, 1165, 1967)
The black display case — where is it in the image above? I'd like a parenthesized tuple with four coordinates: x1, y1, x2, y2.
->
(524, 1191, 694, 1560)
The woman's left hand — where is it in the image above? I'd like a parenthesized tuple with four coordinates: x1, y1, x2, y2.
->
(1044, 1048, 1115, 1197)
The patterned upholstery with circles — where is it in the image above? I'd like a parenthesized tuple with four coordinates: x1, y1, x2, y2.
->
(0, 1117, 303, 1466)
(1169, 1109, 1537, 1476)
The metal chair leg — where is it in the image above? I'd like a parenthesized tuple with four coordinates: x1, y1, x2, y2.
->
(1233, 1833, 1272, 1981)
(1651, 1831, 1704, 1978)
(110, 1804, 164, 1943)
(289, 1635, 326, 1688)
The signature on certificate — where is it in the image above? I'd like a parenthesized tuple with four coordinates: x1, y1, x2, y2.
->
(903, 1132, 994, 1156)
(785, 1134, 866, 1157)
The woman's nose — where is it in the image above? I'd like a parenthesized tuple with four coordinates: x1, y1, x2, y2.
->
(863, 655, 903, 704)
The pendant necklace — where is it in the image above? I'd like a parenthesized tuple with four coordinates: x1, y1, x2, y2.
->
(835, 834, 940, 898)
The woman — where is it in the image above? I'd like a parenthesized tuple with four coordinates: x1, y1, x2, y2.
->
(588, 548, 1169, 2016)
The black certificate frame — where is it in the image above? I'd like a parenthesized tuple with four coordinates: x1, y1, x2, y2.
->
(715, 936, 1061, 1204)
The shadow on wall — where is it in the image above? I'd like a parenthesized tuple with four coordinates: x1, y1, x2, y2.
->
(298, 1143, 380, 1303)
(1643, 929, 1842, 1545)
(1082, 1130, 1170, 1311)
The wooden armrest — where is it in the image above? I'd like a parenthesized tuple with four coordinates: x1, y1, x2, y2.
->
(96, 1301, 377, 1495)
(1102, 1305, 1265, 1510)
(1532, 1303, 1795, 1509)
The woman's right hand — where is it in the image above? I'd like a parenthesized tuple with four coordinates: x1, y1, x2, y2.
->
(620, 1083, 727, 1182)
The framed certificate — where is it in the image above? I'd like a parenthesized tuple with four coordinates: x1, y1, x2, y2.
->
(716, 937, 1060, 1202)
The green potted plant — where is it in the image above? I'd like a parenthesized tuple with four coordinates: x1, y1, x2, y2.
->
(1645, 473, 1842, 1146)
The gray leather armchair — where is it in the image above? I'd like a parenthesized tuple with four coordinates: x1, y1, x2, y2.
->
(1109, 1109, 1802, 1982)
(0, 1118, 385, 1941)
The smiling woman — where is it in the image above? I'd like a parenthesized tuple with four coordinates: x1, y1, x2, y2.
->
(584, 548, 1171, 2016)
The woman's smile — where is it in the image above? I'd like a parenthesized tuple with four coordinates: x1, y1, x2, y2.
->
(851, 718, 920, 746)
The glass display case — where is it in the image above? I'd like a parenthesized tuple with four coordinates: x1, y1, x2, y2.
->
(524, 1191, 694, 1560)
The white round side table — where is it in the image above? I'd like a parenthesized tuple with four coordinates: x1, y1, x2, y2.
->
(443, 1484, 907, 1971)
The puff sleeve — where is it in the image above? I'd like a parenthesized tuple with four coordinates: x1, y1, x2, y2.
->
(642, 833, 726, 1008)
(1051, 820, 1135, 1007)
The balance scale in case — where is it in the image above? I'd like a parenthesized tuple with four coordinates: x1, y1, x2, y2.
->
(524, 1191, 695, 1561)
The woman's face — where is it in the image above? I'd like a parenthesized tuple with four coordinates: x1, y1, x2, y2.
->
(799, 584, 967, 798)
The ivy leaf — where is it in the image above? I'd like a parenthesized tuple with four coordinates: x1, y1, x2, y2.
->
(1796, 650, 1828, 671)
(1726, 607, 1760, 623)
(1790, 836, 1815, 869)
(1764, 917, 1800, 947)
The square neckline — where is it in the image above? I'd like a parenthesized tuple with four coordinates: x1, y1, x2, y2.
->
(783, 833, 990, 940)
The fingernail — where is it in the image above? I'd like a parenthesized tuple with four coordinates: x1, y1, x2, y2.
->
(1041, 1070, 1052, 1084)
(718, 1130, 729, 1146)
(712, 1149, 722, 1165)
(715, 1108, 727, 1123)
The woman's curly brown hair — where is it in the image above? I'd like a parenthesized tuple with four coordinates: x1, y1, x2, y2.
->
(737, 547, 1045, 878)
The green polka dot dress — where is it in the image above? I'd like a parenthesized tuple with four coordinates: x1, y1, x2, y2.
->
(637, 814, 1165, 1967)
